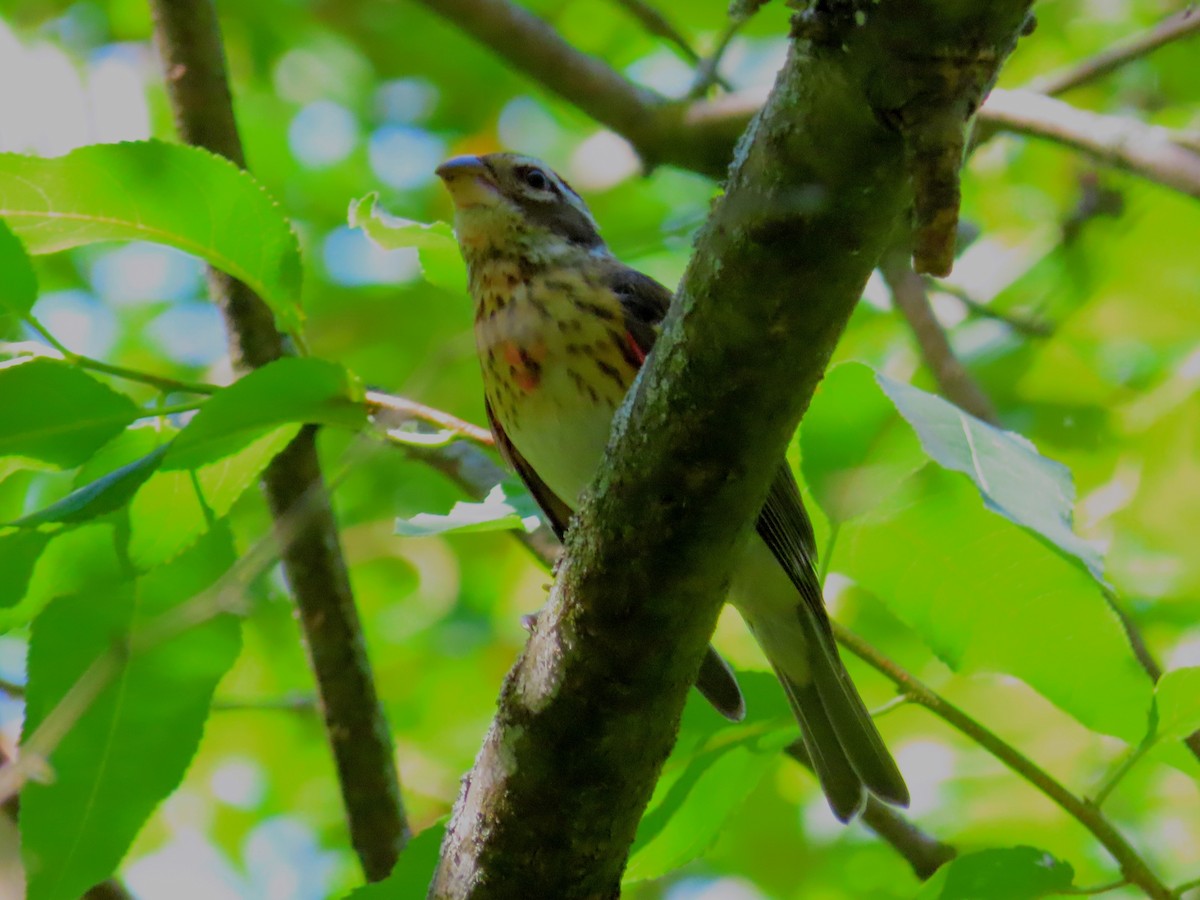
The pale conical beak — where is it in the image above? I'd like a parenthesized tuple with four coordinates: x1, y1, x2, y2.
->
(436, 155, 499, 208)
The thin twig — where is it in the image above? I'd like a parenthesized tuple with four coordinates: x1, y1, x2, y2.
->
(979, 88, 1200, 202)
(149, 0, 407, 880)
(1030, 7, 1200, 97)
(608, 0, 700, 66)
(924, 278, 1053, 337)
(366, 390, 494, 445)
(879, 245, 1000, 425)
(688, 14, 749, 98)
(833, 623, 1171, 899)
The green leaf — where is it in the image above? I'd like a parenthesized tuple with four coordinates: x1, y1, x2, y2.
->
(877, 374, 1104, 579)
(130, 425, 299, 569)
(626, 672, 793, 884)
(395, 480, 541, 537)
(0, 141, 303, 334)
(931, 847, 1074, 899)
(10, 444, 169, 527)
(21, 529, 242, 900)
(0, 530, 52, 608)
(0, 216, 37, 321)
(349, 192, 466, 292)
(801, 363, 926, 522)
(1154, 667, 1200, 744)
(165, 358, 363, 469)
(843, 468, 1152, 743)
(0, 359, 139, 468)
(343, 820, 446, 898)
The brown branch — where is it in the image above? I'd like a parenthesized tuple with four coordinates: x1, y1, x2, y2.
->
(366, 390, 495, 445)
(1029, 7, 1200, 97)
(406, 0, 737, 178)
(147, 0, 407, 881)
(404, 0, 1200, 205)
(977, 88, 1200, 202)
(834, 624, 1171, 899)
(879, 244, 1000, 425)
(430, 4, 1032, 896)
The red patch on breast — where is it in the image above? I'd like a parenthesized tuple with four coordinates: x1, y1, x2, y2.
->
(501, 341, 545, 392)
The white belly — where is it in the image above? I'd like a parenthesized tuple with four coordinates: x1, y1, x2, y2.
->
(500, 364, 618, 508)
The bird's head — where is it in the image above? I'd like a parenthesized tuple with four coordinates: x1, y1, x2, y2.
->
(435, 153, 605, 265)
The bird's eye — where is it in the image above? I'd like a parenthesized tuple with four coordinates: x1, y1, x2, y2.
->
(521, 167, 551, 191)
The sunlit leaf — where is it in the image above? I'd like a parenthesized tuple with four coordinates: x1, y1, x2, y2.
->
(0, 530, 52, 608)
(0, 359, 139, 468)
(349, 192, 466, 293)
(395, 479, 541, 537)
(130, 425, 300, 569)
(878, 374, 1104, 579)
(0, 216, 37, 321)
(164, 358, 363, 469)
(924, 846, 1074, 900)
(1153, 667, 1200, 744)
(0, 141, 302, 334)
(843, 468, 1152, 743)
(21, 529, 242, 900)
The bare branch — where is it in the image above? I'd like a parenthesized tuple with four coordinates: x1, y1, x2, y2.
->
(879, 244, 1000, 425)
(978, 88, 1200, 201)
(1030, 7, 1200, 97)
(148, 0, 407, 880)
(430, 3, 1033, 896)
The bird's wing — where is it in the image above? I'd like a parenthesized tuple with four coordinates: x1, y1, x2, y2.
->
(605, 263, 671, 358)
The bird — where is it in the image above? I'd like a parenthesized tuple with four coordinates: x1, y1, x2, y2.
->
(435, 152, 908, 821)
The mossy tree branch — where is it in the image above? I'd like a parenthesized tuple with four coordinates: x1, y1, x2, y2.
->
(429, 3, 1033, 896)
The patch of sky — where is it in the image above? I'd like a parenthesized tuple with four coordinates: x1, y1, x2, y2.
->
(367, 124, 444, 189)
(323, 226, 421, 286)
(288, 100, 358, 168)
(147, 302, 227, 367)
(497, 97, 566, 159)
(89, 243, 202, 305)
(374, 77, 438, 124)
(625, 47, 693, 96)
(29, 289, 117, 357)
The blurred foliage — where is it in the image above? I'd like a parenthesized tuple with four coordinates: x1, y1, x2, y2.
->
(0, 0, 1198, 898)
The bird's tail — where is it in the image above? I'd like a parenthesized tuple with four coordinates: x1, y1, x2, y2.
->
(743, 599, 909, 821)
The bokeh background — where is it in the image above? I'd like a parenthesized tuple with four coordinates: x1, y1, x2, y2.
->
(0, 0, 1198, 897)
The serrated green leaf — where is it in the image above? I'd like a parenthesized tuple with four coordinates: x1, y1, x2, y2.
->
(395, 480, 541, 537)
(877, 374, 1103, 579)
(934, 847, 1073, 899)
(843, 468, 1152, 743)
(0, 141, 303, 334)
(0, 216, 37, 321)
(11, 444, 169, 527)
(349, 192, 466, 292)
(0, 359, 139, 468)
(343, 820, 445, 898)
(21, 529, 242, 900)
(129, 425, 299, 569)
(164, 358, 363, 469)
(1154, 667, 1200, 744)
(0, 529, 52, 608)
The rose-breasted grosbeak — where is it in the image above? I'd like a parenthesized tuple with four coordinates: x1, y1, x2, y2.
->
(436, 153, 908, 820)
